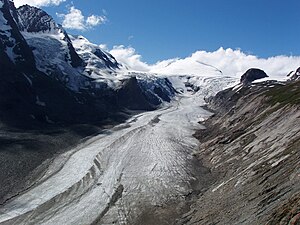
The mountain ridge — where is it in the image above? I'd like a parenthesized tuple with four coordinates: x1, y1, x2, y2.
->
(0, 0, 177, 205)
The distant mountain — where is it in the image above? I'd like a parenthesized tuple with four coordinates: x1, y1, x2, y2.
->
(0, 0, 175, 127)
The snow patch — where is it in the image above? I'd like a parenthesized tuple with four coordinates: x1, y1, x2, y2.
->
(22, 32, 87, 91)
(270, 155, 290, 167)
(45, 115, 54, 123)
(211, 176, 235, 192)
(36, 96, 46, 106)
(5, 46, 16, 63)
(23, 74, 33, 86)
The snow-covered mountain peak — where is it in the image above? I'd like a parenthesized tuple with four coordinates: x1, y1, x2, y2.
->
(70, 34, 119, 69)
(16, 4, 59, 34)
(69, 34, 121, 81)
(11, 3, 85, 79)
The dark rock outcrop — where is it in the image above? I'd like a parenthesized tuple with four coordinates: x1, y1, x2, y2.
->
(289, 67, 300, 81)
(116, 77, 154, 110)
(16, 4, 57, 32)
(240, 68, 268, 84)
(0, 0, 35, 70)
(93, 48, 120, 70)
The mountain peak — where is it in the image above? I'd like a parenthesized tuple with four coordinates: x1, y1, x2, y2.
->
(15, 4, 85, 68)
(70, 34, 120, 71)
(16, 4, 60, 33)
(0, 0, 35, 68)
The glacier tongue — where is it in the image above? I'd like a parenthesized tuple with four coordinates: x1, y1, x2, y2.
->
(0, 76, 234, 225)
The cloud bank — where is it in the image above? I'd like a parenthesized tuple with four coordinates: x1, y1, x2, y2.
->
(11, 0, 300, 80)
(110, 45, 150, 72)
(14, 0, 65, 7)
(57, 6, 107, 31)
(110, 46, 300, 80)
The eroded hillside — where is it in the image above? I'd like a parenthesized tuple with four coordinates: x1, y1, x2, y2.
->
(180, 80, 300, 224)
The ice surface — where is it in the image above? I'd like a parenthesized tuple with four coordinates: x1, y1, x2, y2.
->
(0, 76, 232, 225)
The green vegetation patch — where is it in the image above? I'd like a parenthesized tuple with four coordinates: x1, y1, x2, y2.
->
(265, 81, 300, 106)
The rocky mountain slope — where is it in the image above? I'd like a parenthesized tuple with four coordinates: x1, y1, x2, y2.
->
(0, 0, 176, 205)
(179, 78, 300, 225)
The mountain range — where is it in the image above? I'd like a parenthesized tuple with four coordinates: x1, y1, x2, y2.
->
(0, 0, 178, 128)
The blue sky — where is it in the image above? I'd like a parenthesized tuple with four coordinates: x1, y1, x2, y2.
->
(15, 0, 300, 64)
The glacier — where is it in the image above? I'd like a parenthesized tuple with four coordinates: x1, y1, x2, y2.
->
(0, 2, 241, 223)
(0, 76, 236, 225)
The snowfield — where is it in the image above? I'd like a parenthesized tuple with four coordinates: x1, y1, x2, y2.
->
(0, 76, 236, 225)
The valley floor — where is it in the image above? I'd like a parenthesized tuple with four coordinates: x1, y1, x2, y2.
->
(0, 92, 214, 225)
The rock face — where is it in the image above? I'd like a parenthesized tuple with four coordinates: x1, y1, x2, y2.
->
(179, 80, 300, 225)
(289, 67, 300, 81)
(0, 0, 35, 70)
(17, 4, 59, 32)
(93, 48, 120, 70)
(240, 68, 268, 84)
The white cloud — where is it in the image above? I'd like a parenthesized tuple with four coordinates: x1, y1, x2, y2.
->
(57, 6, 106, 31)
(14, 0, 65, 7)
(86, 15, 106, 27)
(57, 6, 85, 30)
(110, 45, 150, 72)
(99, 44, 108, 51)
(110, 46, 300, 80)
